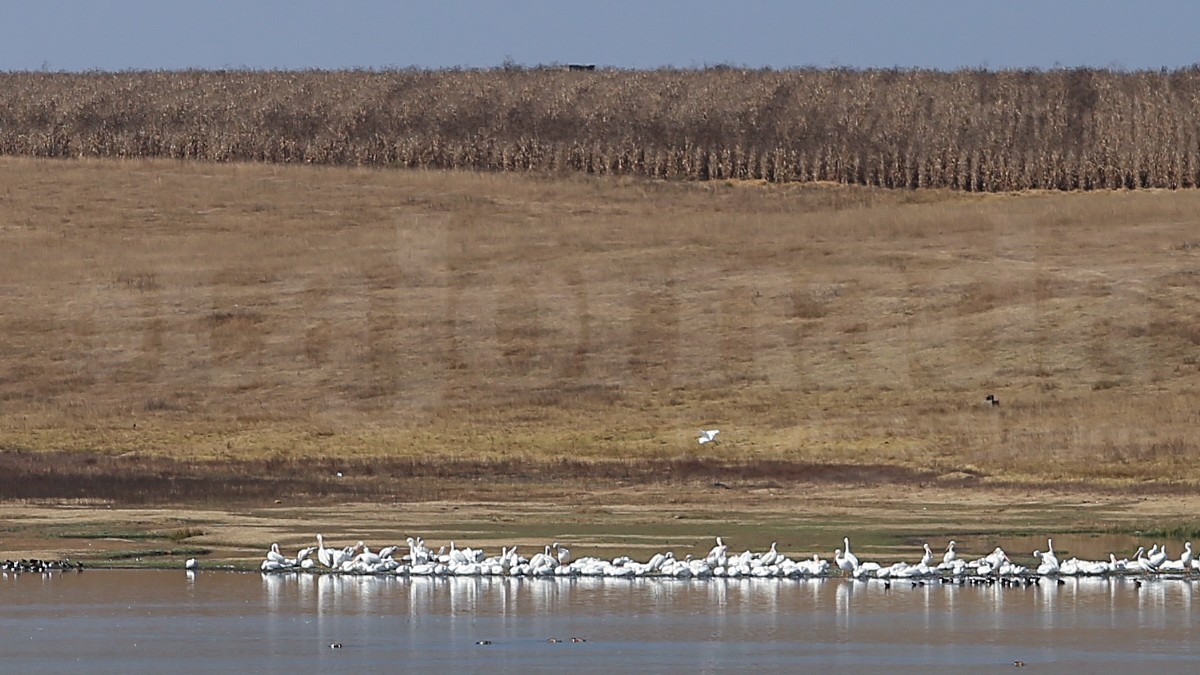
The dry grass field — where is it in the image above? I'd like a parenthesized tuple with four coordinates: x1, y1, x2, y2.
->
(2, 157, 1200, 511)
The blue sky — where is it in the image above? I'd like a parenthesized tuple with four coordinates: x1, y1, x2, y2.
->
(2, 1, 1197, 72)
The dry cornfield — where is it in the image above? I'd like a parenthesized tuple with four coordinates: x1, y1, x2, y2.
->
(3, 68, 1200, 190)
(2, 157, 1200, 506)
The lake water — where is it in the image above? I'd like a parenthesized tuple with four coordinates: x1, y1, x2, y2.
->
(2, 570, 1196, 672)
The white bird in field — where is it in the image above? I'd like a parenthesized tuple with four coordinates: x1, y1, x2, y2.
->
(698, 429, 720, 445)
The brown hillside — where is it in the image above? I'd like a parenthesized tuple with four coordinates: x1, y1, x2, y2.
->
(1, 157, 1199, 504)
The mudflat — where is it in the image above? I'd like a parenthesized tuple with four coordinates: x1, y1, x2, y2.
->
(2, 483, 1194, 568)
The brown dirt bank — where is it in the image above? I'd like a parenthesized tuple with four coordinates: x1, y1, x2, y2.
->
(2, 482, 1196, 571)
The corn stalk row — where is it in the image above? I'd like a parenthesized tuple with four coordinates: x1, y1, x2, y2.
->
(2, 68, 1200, 190)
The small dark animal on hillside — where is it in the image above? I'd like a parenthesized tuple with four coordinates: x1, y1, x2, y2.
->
(984, 394, 1000, 407)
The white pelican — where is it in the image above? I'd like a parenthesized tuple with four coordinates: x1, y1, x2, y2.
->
(266, 543, 288, 565)
(1148, 544, 1168, 569)
(294, 546, 315, 566)
(1182, 541, 1194, 568)
(1039, 541, 1058, 571)
(316, 534, 334, 569)
(1033, 550, 1059, 576)
(705, 537, 728, 566)
(355, 546, 382, 567)
(1074, 558, 1108, 575)
(553, 542, 572, 566)
(802, 554, 829, 576)
(698, 429, 720, 445)
(760, 542, 780, 567)
(1134, 546, 1156, 573)
(920, 543, 934, 567)
(983, 547, 1009, 568)
(853, 561, 882, 578)
(942, 541, 958, 567)
(447, 542, 469, 566)
(407, 537, 431, 564)
(842, 538, 859, 571)
(834, 549, 855, 574)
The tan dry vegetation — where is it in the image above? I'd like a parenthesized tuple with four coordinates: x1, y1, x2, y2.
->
(4, 68, 1200, 190)
(2, 157, 1200, 503)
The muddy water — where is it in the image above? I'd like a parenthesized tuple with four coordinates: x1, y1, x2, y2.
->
(2, 570, 1196, 672)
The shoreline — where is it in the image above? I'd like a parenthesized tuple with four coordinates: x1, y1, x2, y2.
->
(3, 482, 1195, 571)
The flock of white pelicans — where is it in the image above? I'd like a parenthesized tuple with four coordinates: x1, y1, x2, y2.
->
(215, 535, 1200, 582)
